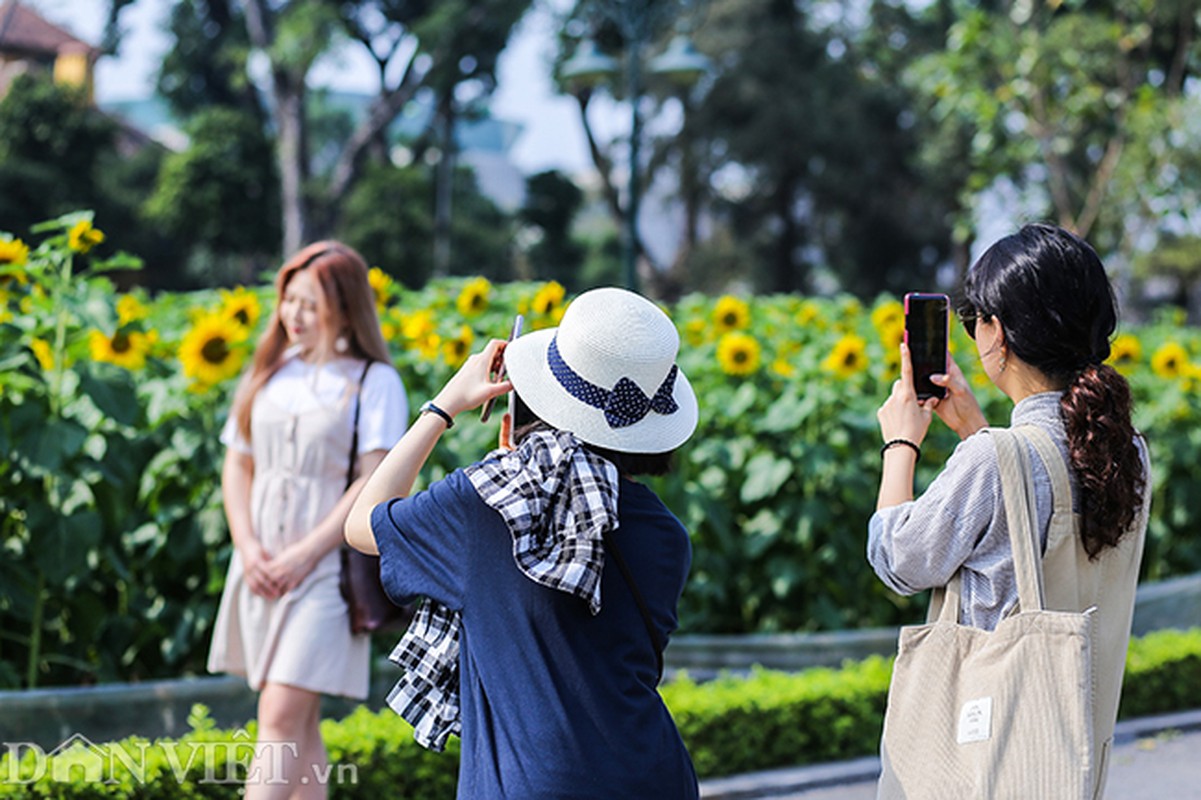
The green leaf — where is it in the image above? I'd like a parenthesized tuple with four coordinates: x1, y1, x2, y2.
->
(13, 416, 88, 473)
(741, 453, 793, 504)
(78, 366, 140, 426)
(757, 391, 812, 433)
(743, 509, 783, 558)
(30, 509, 100, 585)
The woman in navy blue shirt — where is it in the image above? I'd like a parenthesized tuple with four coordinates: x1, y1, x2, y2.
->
(346, 287, 700, 799)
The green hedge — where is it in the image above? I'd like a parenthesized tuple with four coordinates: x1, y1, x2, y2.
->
(2, 629, 1198, 797)
(1117, 627, 1201, 720)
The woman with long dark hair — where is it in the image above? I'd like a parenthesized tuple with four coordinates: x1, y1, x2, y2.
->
(870, 223, 1149, 795)
(208, 242, 407, 798)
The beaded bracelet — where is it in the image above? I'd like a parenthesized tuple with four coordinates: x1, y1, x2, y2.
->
(880, 438, 921, 462)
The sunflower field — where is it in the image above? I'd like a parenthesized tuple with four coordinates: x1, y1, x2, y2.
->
(2, 214, 1200, 689)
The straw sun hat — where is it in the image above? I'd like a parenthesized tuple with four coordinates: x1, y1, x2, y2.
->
(503, 287, 698, 454)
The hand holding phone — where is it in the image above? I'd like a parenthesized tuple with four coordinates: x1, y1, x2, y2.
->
(903, 293, 948, 400)
(480, 314, 524, 423)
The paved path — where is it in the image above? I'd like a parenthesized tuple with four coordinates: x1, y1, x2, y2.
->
(699, 709, 1201, 800)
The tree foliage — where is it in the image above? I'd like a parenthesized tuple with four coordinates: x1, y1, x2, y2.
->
(156, 0, 263, 121)
(144, 106, 280, 281)
(238, 0, 531, 253)
(0, 74, 171, 284)
(521, 170, 587, 288)
(555, 0, 957, 297)
(905, 0, 1201, 272)
(336, 162, 514, 287)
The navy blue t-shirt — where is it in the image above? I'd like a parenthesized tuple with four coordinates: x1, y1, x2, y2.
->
(372, 469, 699, 799)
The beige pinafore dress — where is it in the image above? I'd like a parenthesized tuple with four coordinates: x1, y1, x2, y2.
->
(207, 366, 371, 699)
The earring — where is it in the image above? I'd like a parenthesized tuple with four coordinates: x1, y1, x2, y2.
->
(998, 352, 1007, 373)
(335, 334, 349, 354)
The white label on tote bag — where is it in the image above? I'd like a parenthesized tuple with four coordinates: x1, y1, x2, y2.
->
(957, 697, 993, 744)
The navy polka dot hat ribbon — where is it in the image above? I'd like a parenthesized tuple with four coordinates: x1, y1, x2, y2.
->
(548, 336, 679, 429)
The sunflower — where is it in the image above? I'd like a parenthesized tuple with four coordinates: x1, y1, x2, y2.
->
(530, 281, 566, 317)
(1182, 362, 1201, 393)
(442, 326, 475, 367)
(89, 328, 153, 371)
(881, 345, 901, 382)
(795, 300, 823, 329)
(822, 334, 868, 379)
(30, 338, 55, 371)
(414, 333, 442, 361)
(0, 237, 29, 267)
(717, 332, 761, 376)
(870, 300, 904, 334)
(878, 320, 904, 351)
(400, 309, 436, 341)
(713, 295, 750, 334)
(770, 358, 797, 378)
(368, 267, 395, 314)
(68, 219, 105, 254)
(456, 277, 492, 317)
(179, 314, 247, 386)
(115, 294, 149, 326)
(1107, 334, 1142, 373)
(0, 290, 11, 324)
(683, 318, 707, 347)
(219, 286, 262, 330)
(1150, 341, 1189, 380)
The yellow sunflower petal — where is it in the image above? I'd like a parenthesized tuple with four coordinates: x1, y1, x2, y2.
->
(717, 332, 762, 376)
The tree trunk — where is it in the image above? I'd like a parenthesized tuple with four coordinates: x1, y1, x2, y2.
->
(243, 0, 310, 255)
(274, 75, 310, 254)
(772, 175, 800, 293)
(433, 101, 456, 278)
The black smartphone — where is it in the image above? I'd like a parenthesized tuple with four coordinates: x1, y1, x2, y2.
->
(480, 313, 524, 423)
(904, 292, 948, 400)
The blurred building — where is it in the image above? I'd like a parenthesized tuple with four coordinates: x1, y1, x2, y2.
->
(0, 0, 100, 102)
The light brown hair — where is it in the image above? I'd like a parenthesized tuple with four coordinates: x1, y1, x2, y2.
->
(232, 241, 392, 440)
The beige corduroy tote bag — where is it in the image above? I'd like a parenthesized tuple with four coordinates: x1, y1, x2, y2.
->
(876, 428, 1096, 800)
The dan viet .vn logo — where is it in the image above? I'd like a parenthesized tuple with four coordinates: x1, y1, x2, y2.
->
(2, 731, 359, 787)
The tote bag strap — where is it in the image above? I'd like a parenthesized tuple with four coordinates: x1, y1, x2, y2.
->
(993, 427, 1047, 613)
(1015, 425, 1073, 519)
(930, 575, 963, 623)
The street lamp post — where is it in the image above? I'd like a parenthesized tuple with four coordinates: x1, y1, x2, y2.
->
(562, 2, 709, 293)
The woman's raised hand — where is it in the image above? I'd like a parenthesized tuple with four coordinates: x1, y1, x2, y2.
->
(431, 339, 514, 420)
(877, 343, 936, 447)
(928, 354, 988, 440)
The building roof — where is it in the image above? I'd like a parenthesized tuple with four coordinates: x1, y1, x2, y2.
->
(0, 1, 99, 58)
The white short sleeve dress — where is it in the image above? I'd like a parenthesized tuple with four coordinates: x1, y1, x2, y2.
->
(207, 352, 408, 699)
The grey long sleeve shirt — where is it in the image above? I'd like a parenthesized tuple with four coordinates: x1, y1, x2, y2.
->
(868, 392, 1074, 630)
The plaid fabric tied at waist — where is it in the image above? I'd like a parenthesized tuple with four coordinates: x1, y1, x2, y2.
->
(385, 429, 620, 751)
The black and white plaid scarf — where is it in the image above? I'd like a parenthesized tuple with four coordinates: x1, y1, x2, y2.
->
(385, 429, 620, 751)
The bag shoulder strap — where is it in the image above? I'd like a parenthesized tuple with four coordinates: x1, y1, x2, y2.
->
(1014, 424, 1073, 519)
(993, 427, 1047, 612)
(344, 360, 373, 490)
(602, 528, 665, 683)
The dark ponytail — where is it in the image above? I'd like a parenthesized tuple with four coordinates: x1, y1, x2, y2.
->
(964, 223, 1146, 558)
(1060, 364, 1146, 558)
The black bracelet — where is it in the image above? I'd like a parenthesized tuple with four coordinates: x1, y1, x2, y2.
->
(880, 438, 921, 462)
(419, 400, 455, 429)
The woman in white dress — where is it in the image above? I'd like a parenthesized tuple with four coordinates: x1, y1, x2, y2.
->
(207, 241, 407, 799)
